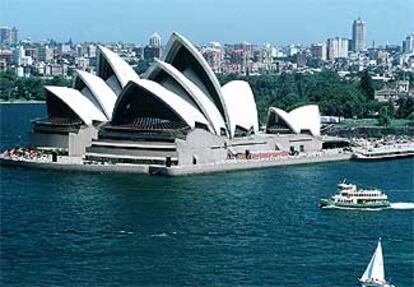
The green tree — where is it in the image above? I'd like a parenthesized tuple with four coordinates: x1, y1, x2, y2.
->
(396, 96, 414, 119)
(359, 69, 375, 100)
(377, 106, 392, 127)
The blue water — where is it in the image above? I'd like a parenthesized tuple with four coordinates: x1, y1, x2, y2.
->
(1, 104, 413, 286)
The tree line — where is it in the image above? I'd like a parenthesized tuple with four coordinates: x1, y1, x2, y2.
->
(1, 69, 413, 126)
(218, 70, 414, 124)
(0, 71, 72, 101)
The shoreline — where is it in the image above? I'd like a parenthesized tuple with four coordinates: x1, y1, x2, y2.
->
(0, 152, 353, 177)
(0, 100, 45, 105)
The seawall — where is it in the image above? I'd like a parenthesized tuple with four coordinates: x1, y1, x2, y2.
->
(1, 153, 352, 177)
(0, 158, 149, 174)
(154, 153, 352, 176)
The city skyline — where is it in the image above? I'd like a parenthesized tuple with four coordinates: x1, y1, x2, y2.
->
(1, 0, 413, 45)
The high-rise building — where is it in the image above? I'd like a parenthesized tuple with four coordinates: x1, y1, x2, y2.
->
(402, 34, 414, 54)
(296, 52, 307, 67)
(149, 33, 161, 48)
(87, 44, 97, 58)
(0, 26, 18, 44)
(327, 37, 349, 60)
(0, 27, 11, 44)
(202, 42, 223, 73)
(12, 46, 25, 65)
(10, 27, 18, 44)
(310, 43, 327, 60)
(352, 18, 366, 52)
(144, 46, 161, 60)
(37, 45, 54, 62)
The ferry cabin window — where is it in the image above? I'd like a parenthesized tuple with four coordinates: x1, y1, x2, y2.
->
(300, 145, 304, 152)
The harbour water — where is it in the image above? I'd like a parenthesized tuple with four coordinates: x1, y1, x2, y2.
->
(1, 104, 413, 286)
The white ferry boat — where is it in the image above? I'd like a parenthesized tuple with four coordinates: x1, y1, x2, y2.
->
(319, 180, 391, 209)
(353, 144, 414, 160)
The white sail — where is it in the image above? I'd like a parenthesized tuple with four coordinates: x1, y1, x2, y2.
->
(360, 239, 385, 282)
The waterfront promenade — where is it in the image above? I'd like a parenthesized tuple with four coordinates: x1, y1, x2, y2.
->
(1, 149, 352, 176)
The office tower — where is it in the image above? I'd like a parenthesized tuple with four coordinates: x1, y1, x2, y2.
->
(37, 45, 54, 62)
(149, 33, 161, 48)
(327, 37, 349, 60)
(0, 27, 11, 44)
(0, 26, 18, 44)
(310, 43, 327, 60)
(402, 34, 414, 54)
(10, 27, 18, 44)
(352, 18, 366, 52)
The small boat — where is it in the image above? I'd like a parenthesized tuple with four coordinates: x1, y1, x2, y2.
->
(358, 238, 395, 287)
(319, 180, 391, 209)
(352, 145, 414, 161)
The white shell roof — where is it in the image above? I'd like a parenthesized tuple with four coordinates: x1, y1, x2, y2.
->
(114, 79, 211, 131)
(162, 32, 230, 130)
(97, 45, 140, 88)
(268, 105, 320, 136)
(75, 70, 117, 120)
(45, 86, 107, 125)
(268, 107, 300, 134)
(289, 105, 320, 136)
(221, 80, 259, 137)
(144, 59, 226, 135)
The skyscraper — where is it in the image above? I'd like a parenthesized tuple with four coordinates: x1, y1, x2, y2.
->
(10, 27, 18, 44)
(149, 33, 161, 48)
(0, 27, 10, 44)
(0, 26, 18, 44)
(327, 37, 348, 60)
(310, 43, 327, 60)
(402, 34, 414, 54)
(352, 18, 366, 52)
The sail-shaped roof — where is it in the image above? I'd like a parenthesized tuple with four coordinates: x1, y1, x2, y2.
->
(74, 70, 117, 119)
(267, 105, 320, 136)
(96, 45, 140, 95)
(162, 32, 230, 130)
(112, 79, 211, 131)
(144, 59, 227, 135)
(221, 80, 259, 137)
(289, 105, 320, 136)
(44, 86, 107, 125)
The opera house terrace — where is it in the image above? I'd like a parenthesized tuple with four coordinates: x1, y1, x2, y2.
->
(0, 32, 352, 176)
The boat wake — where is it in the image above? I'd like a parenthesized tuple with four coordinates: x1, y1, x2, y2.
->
(321, 205, 388, 211)
(390, 202, 414, 210)
(321, 202, 414, 211)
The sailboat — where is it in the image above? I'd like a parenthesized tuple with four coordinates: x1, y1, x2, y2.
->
(359, 238, 395, 287)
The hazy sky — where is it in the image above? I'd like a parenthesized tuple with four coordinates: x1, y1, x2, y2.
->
(1, 0, 413, 45)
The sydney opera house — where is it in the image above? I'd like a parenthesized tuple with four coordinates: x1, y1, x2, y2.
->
(26, 32, 335, 172)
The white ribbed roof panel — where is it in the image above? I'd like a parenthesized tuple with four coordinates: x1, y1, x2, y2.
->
(289, 105, 321, 136)
(162, 32, 230, 131)
(97, 45, 140, 88)
(45, 86, 107, 125)
(114, 79, 211, 131)
(221, 80, 259, 137)
(144, 59, 226, 135)
(75, 70, 117, 119)
(268, 105, 320, 136)
(268, 107, 300, 134)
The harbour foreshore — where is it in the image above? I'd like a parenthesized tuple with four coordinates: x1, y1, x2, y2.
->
(0, 150, 352, 176)
(0, 100, 45, 104)
(153, 152, 352, 176)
